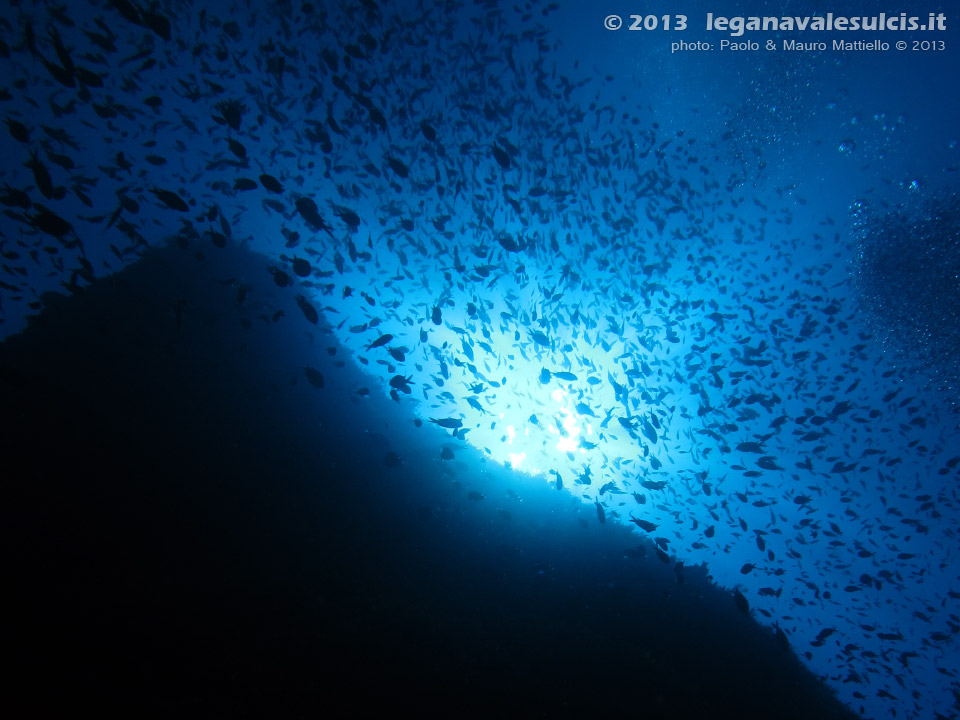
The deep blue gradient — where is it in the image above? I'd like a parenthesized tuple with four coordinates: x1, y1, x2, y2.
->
(1, 1, 958, 718)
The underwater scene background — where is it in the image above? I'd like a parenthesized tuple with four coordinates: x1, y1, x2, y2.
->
(2, 0, 959, 717)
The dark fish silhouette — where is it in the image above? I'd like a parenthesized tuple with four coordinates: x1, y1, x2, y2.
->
(630, 517, 658, 532)
(5, 117, 29, 142)
(291, 257, 311, 277)
(296, 294, 318, 324)
(385, 156, 408, 178)
(151, 188, 189, 211)
(260, 174, 283, 193)
(295, 196, 334, 234)
(304, 366, 324, 388)
(367, 334, 393, 350)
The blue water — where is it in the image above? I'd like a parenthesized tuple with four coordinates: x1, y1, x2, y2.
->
(2, 1, 959, 717)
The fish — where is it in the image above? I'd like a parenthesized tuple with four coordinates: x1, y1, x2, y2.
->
(25, 150, 57, 199)
(756, 456, 782, 471)
(576, 403, 597, 418)
(367, 334, 393, 350)
(385, 156, 408, 178)
(291, 257, 311, 277)
(0, 185, 31, 209)
(492, 144, 511, 169)
(296, 294, 318, 324)
(304, 366, 324, 388)
(5, 117, 30, 143)
(550, 470, 562, 491)
(295, 196, 334, 234)
(28, 210, 75, 245)
(430, 417, 463, 429)
(732, 590, 750, 616)
(598, 481, 617, 495)
(259, 174, 283, 193)
(530, 330, 551, 347)
(227, 137, 246, 158)
(333, 205, 361, 231)
(389, 374, 413, 394)
(629, 517, 658, 533)
(151, 188, 189, 211)
(466, 396, 487, 414)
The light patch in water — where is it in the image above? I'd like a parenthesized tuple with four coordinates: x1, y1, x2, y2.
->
(508, 451, 527, 469)
(299, 193, 960, 720)
(547, 387, 581, 454)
